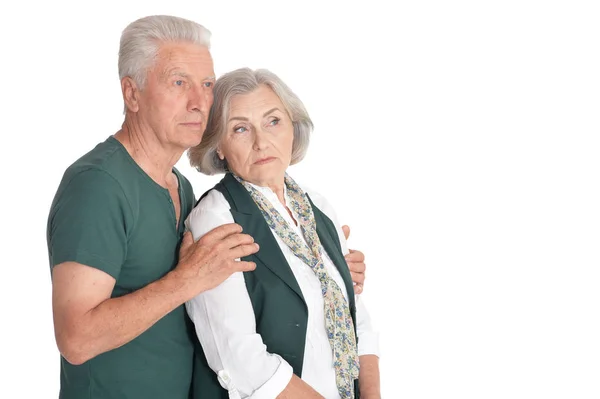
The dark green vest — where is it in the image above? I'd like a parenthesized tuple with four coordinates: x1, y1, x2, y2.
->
(191, 173, 359, 398)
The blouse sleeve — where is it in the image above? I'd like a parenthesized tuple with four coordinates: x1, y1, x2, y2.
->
(184, 190, 294, 398)
(305, 188, 381, 357)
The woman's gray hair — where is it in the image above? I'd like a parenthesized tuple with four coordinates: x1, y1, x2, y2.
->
(188, 68, 314, 175)
(118, 15, 211, 90)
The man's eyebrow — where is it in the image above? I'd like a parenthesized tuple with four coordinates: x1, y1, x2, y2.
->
(165, 68, 188, 77)
(165, 70, 215, 81)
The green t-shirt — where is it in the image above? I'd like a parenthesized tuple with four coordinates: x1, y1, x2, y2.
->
(47, 136, 196, 399)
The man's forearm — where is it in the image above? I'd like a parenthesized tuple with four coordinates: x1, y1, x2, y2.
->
(58, 270, 191, 364)
(359, 355, 381, 398)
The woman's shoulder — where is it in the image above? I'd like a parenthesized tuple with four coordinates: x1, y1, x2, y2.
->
(299, 182, 349, 253)
(194, 188, 232, 213)
(300, 184, 335, 218)
(185, 189, 234, 241)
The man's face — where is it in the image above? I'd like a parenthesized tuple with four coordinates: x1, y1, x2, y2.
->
(136, 42, 215, 151)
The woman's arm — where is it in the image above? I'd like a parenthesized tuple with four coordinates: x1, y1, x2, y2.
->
(186, 271, 295, 398)
(355, 296, 382, 398)
(306, 188, 382, 397)
(186, 190, 323, 398)
(277, 376, 324, 399)
(358, 355, 381, 398)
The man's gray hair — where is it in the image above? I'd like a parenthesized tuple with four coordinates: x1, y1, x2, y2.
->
(188, 68, 313, 175)
(118, 15, 211, 90)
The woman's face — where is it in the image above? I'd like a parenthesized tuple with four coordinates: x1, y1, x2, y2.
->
(218, 84, 294, 187)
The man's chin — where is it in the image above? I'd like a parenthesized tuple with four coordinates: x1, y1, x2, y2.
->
(184, 134, 205, 149)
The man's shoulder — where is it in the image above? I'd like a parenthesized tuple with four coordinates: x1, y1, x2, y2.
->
(58, 137, 156, 200)
(51, 137, 134, 212)
(65, 136, 130, 179)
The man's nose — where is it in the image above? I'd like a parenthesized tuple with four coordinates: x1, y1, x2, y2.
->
(188, 86, 212, 114)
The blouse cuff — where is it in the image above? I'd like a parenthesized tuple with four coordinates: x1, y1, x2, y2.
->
(248, 357, 293, 399)
(358, 331, 381, 358)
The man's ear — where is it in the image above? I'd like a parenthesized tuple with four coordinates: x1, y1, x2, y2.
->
(122, 77, 140, 113)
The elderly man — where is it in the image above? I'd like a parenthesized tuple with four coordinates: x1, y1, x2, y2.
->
(47, 15, 367, 399)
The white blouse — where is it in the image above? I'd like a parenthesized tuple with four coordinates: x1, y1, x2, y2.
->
(185, 182, 379, 399)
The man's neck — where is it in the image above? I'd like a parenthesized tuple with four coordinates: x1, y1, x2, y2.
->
(114, 119, 183, 188)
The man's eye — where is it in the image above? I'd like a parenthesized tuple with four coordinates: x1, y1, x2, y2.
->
(204, 81, 213, 88)
(175, 80, 184, 86)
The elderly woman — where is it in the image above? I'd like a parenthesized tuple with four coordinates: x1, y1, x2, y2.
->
(185, 68, 380, 399)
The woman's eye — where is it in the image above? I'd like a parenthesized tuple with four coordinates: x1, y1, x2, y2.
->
(234, 126, 247, 133)
(269, 118, 280, 126)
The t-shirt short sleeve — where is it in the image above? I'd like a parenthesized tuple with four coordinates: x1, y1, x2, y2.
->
(48, 168, 132, 279)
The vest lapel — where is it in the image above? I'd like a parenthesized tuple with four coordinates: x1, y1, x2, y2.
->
(310, 197, 357, 319)
(220, 174, 306, 304)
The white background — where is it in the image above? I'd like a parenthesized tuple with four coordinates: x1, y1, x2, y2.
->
(1, 0, 599, 398)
